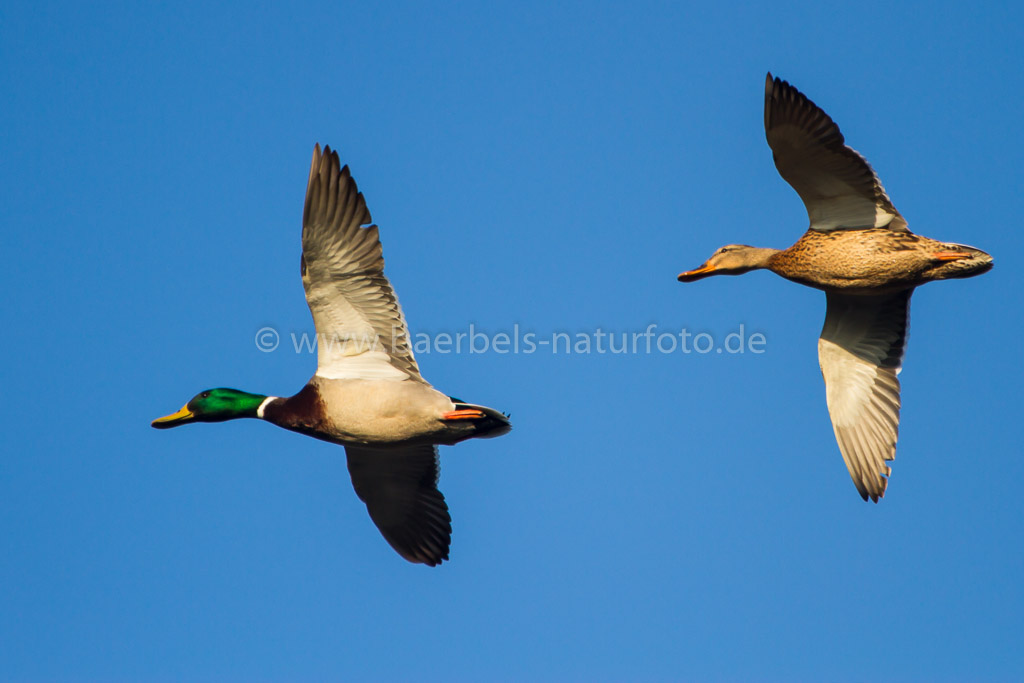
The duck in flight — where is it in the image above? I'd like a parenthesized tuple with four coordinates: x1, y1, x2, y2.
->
(678, 74, 992, 501)
(153, 145, 511, 565)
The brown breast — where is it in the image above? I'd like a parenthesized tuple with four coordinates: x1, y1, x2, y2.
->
(263, 383, 329, 435)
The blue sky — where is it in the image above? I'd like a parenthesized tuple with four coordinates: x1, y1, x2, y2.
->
(3, 1, 1023, 680)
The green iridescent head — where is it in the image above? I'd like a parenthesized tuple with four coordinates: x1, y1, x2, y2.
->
(151, 388, 267, 429)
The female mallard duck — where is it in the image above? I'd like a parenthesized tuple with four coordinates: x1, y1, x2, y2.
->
(153, 144, 510, 565)
(678, 74, 992, 502)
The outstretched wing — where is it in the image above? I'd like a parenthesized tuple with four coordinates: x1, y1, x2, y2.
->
(345, 443, 452, 566)
(764, 73, 907, 233)
(301, 144, 424, 382)
(818, 290, 911, 502)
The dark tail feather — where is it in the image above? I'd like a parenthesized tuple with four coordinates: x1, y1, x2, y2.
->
(452, 402, 511, 439)
(936, 243, 993, 280)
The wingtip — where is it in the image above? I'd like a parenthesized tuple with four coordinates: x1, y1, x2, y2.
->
(858, 480, 887, 504)
(323, 144, 338, 166)
(311, 144, 345, 179)
(423, 549, 450, 567)
(764, 73, 780, 128)
(307, 144, 325, 199)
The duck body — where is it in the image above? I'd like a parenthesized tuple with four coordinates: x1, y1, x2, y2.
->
(768, 228, 993, 294)
(678, 73, 992, 502)
(262, 377, 510, 447)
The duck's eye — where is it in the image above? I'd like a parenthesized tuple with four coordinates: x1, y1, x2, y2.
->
(201, 391, 211, 399)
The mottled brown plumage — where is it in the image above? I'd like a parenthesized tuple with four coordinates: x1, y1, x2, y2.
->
(767, 228, 993, 293)
(677, 74, 992, 501)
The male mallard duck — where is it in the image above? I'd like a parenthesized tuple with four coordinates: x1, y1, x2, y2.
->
(153, 144, 511, 565)
(678, 74, 992, 502)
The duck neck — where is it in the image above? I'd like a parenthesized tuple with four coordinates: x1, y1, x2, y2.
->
(255, 395, 281, 420)
(746, 246, 782, 271)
